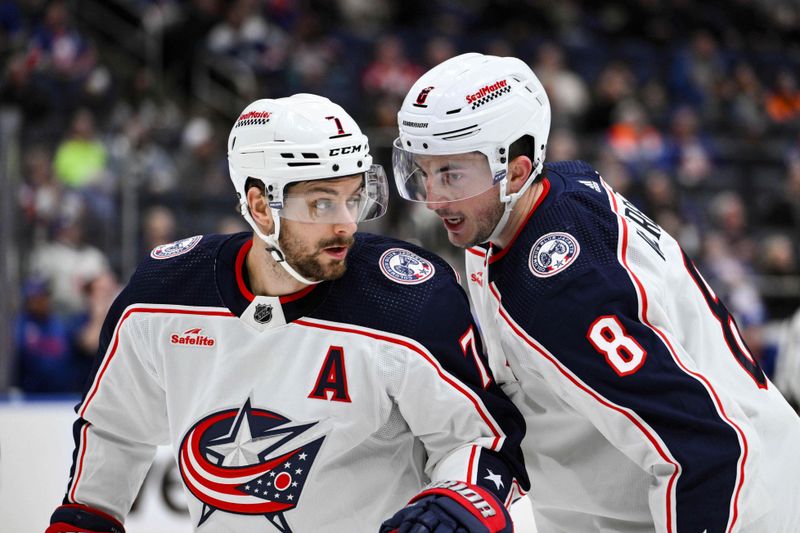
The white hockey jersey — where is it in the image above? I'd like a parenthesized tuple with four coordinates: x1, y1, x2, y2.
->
(57, 232, 528, 532)
(466, 161, 800, 533)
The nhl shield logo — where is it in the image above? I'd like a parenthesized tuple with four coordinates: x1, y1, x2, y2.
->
(529, 232, 580, 278)
(254, 303, 273, 324)
(150, 235, 203, 260)
(379, 248, 435, 285)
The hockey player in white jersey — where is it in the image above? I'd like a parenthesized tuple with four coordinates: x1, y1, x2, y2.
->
(46, 94, 529, 533)
(393, 53, 800, 533)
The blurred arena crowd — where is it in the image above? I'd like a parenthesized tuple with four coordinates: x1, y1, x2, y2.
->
(1, 0, 799, 401)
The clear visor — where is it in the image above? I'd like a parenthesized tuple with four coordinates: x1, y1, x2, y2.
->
(278, 164, 389, 224)
(392, 138, 501, 203)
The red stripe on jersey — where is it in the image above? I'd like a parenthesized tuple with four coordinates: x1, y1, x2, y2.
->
(467, 445, 478, 483)
(71, 307, 235, 503)
(601, 179, 748, 533)
(68, 422, 91, 503)
(681, 257, 767, 390)
(505, 478, 526, 507)
(235, 238, 255, 301)
(235, 238, 317, 303)
(467, 247, 487, 257)
(294, 318, 504, 447)
(280, 284, 316, 304)
(488, 281, 681, 531)
(490, 178, 551, 264)
(79, 307, 235, 418)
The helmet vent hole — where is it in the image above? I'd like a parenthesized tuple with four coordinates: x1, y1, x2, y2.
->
(268, 185, 274, 191)
(423, 143, 428, 149)
(406, 141, 411, 147)
(302, 153, 318, 159)
(446, 108, 462, 115)
(281, 153, 295, 159)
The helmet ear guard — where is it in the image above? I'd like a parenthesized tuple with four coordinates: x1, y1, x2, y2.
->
(395, 53, 550, 240)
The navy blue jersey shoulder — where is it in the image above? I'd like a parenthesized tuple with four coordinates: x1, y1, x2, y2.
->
(317, 233, 529, 496)
(313, 232, 468, 343)
(82, 234, 234, 401)
(492, 159, 621, 320)
(124, 234, 231, 308)
(98, 233, 231, 360)
(494, 161, 742, 532)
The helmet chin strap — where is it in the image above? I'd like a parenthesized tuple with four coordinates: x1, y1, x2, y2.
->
(239, 202, 322, 286)
(485, 159, 543, 245)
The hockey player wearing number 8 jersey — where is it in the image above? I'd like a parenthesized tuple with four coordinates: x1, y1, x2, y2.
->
(393, 53, 800, 532)
(46, 94, 527, 533)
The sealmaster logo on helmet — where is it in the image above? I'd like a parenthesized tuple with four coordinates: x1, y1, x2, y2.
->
(234, 110, 271, 128)
(465, 79, 509, 104)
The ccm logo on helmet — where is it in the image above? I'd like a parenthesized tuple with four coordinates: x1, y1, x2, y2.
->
(329, 145, 363, 156)
(465, 79, 508, 104)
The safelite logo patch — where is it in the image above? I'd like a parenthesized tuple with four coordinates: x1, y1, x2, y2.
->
(529, 232, 580, 278)
(171, 327, 216, 347)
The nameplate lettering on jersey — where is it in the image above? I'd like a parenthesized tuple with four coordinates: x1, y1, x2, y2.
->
(620, 197, 665, 261)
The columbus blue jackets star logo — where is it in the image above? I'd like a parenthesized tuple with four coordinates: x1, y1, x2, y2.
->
(178, 399, 325, 532)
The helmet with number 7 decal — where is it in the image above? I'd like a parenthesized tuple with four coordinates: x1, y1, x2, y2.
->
(228, 94, 389, 283)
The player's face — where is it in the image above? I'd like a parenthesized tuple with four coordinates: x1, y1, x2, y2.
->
(415, 154, 504, 248)
(278, 175, 361, 281)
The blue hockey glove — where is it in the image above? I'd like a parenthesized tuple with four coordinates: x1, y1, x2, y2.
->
(46, 504, 125, 533)
(380, 480, 513, 533)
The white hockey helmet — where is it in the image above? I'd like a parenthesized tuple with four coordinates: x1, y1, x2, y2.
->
(228, 94, 388, 283)
(394, 53, 550, 240)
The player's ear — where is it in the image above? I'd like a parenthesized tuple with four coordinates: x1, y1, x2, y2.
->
(507, 155, 533, 195)
(246, 183, 275, 233)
